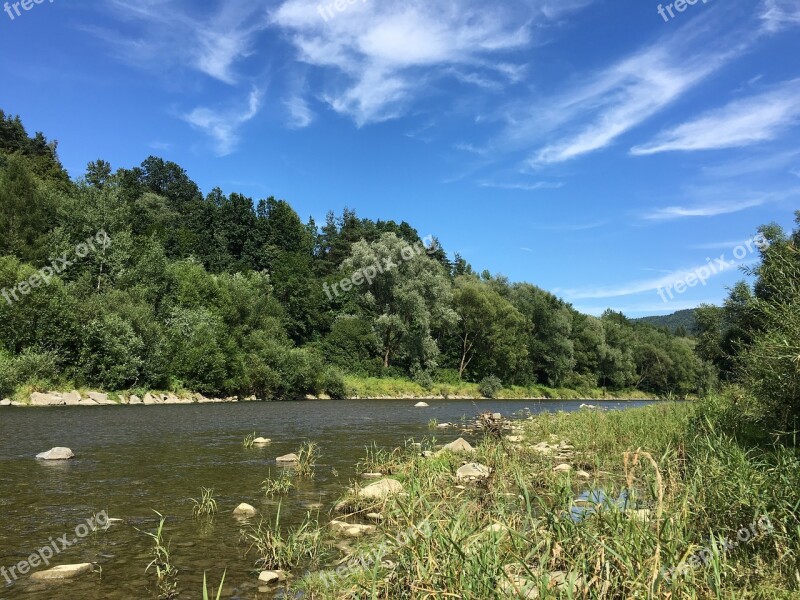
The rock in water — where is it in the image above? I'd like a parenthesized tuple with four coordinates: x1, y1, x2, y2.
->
(232, 503, 257, 518)
(414, 402, 429, 407)
(258, 570, 287, 584)
(30, 563, 93, 581)
(276, 453, 299, 463)
(253, 437, 271, 445)
(36, 447, 74, 461)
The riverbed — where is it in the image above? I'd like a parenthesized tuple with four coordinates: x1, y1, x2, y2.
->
(0, 399, 655, 599)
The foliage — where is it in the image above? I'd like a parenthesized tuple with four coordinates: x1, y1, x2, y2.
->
(478, 375, 503, 398)
(190, 488, 218, 519)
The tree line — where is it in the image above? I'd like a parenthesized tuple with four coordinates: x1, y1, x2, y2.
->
(0, 110, 760, 402)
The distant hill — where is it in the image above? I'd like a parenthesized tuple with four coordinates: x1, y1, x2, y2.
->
(634, 309, 700, 335)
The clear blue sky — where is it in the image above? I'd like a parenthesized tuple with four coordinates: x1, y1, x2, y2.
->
(1, 0, 799, 316)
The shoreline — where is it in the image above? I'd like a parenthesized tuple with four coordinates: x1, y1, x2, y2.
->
(0, 390, 661, 407)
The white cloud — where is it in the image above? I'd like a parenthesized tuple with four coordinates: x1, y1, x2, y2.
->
(640, 197, 767, 221)
(183, 88, 263, 156)
(271, 0, 589, 125)
(479, 180, 564, 191)
(631, 79, 800, 155)
(99, 0, 270, 84)
(285, 95, 314, 128)
(760, 0, 800, 32)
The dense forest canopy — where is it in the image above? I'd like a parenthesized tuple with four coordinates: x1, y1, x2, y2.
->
(1, 110, 796, 416)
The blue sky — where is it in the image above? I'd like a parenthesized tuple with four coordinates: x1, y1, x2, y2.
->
(1, 0, 799, 316)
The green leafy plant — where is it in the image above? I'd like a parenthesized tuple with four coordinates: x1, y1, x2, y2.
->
(295, 441, 320, 478)
(202, 570, 226, 600)
(140, 511, 178, 599)
(261, 471, 294, 496)
(242, 432, 256, 449)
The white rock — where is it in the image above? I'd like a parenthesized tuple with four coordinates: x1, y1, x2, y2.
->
(232, 503, 257, 518)
(330, 520, 376, 537)
(36, 447, 74, 461)
(253, 437, 271, 445)
(0, 399, 11, 406)
(456, 463, 490, 481)
(88, 392, 108, 403)
(276, 453, 299, 463)
(442, 438, 475, 454)
(361, 472, 383, 479)
(63, 391, 82, 405)
(30, 563, 94, 581)
(30, 392, 64, 406)
(129, 395, 142, 405)
(553, 463, 572, 473)
(356, 479, 404, 501)
(414, 402, 429, 407)
(258, 570, 287, 584)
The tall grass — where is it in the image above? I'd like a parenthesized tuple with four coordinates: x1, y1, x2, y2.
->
(190, 487, 218, 519)
(139, 511, 178, 599)
(294, 400, 800, 599)
(239, 504, 327, 571)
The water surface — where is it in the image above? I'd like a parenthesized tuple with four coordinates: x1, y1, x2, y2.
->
(0, 399, 655, 599)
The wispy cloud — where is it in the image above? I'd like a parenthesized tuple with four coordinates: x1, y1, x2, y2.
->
(760, 0, 800, 32)
(183, 88, 263, 156)
(271, 0, 590, 126)
(98, 0, 270, 84)
(631, 79, 800, 155)
(640, 197, 767, 221)
(285, 95, 314, 128)
(701, 148, 800, 179)
(479, 180, 564, 191)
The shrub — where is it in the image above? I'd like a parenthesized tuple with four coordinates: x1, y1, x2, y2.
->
(478, 375, 503, 398)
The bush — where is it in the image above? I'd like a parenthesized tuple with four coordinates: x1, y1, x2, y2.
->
(434, 368, 462, 385)
(0, 349, 60, 397)
(321, 367, 348, 399)
(478, 375, 503, 398)
(413, 370, 434, 391)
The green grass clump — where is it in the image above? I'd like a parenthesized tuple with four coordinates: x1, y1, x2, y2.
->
(295, 441, 320, 478)
(240, 504, 327, 571)
(190, 487, 218, 519)
(242, 432, 256, 449)
(262, 471, 295, 496)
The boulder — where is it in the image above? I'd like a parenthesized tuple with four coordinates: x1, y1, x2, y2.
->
(436, 423, 451, 429)
(361, 472, 383, 479)
(414, 402, 429, 407)
(442, 438, 475, 454)
(258, 570, 287, 584)
(129, 395, 143, 405)
(88, 392, 108, 403)
(30, 563, 93, 581)
(0, 399, 11, 406)
(553, 463, 572, 473)
(576, 470, 591, 480)
(143, 393, 159, 405)
(492, 413, 502, 420)
(356, 478, 404, 501)
(456, 463, 490, 481)
(276, 453, 299, 463)
(30, 392, 64, 407)
(63, 391, 82, 405)
(78, 399, 99, 406)
(232, 503, 257, 518)
(36, 447, 74, 461)
(253, 437, 271, 445)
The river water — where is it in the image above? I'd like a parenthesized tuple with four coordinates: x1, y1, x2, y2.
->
(0, 399, 654, 599)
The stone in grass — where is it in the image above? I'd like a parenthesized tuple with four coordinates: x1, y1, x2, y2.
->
(456, 463, 490, 481)
(576, 470, 591, 480)
(441, 438, 475, 454)
(356, 478, 404, 501)
(276, 453, 299, 463)
(553, 463, 572, 473)
(233, 503, 258, 518)
(361, 472, 383, 479)
(258, 570, 287, 584)
(30, 563, 94, 581)
(36, 447, 74, 461)
(252, 437, 271, 445)
(330, 520, 377, 538)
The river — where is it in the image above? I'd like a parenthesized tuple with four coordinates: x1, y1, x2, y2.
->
(0, 399, 655, 599)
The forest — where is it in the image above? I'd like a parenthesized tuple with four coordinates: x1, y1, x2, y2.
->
(1, 109, 797, 420)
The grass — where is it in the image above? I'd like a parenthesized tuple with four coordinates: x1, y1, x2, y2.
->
(190, 487, 218, 519)
(139, 510, 178, 600)
(242, 432, 256, 449)
(295, 441, 320, 478)
(202, 570, 225, 600)
(262, 471, 295, 496)
(239, 503, 327, 571)
(343, 375, 658, 401)
(291, 399, 800, 599)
